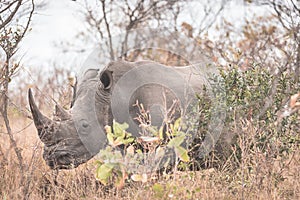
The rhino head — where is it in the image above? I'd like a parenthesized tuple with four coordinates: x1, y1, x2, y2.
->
(29, 60, 208, 169)
(28, 93, 93, 169)
(29, 61, 120, 169)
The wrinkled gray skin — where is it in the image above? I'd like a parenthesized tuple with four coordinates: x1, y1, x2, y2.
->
(29, 60, 207, 169)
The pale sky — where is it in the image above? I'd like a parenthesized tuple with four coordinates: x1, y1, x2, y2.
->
(16, 0, 270, 72)
(18, 0, 86, 70)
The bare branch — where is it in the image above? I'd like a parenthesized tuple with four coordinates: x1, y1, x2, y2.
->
(101, 0, 114, 60)
(0, 0, 18, 14)
(0, 0, 22, 30)
(271, 0, 290, 30)
(11, 0, 35, 56)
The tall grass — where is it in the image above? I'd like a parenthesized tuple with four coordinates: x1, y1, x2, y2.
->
(0, 120, 299, 199)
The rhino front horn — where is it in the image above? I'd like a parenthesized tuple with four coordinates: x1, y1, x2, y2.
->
(28, 89, 55, 143)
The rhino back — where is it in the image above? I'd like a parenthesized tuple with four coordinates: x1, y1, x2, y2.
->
(101, 60, 208, 135)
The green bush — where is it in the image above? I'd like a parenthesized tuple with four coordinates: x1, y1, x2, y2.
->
(95, 63, 300, 187)
(201, 63, 300, 165)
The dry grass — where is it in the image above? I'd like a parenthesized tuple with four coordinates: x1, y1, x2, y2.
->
(1, 113, 299, 200)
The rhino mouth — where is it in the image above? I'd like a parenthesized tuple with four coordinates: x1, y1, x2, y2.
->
(46, 153, 76, 169)
(44, 148, 82, 169)
(42, 138, 92, 170)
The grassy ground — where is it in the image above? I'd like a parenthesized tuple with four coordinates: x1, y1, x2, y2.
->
(0, 115, 299, 200)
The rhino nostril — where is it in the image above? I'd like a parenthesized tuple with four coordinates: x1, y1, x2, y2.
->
(57, 154, 74, 165)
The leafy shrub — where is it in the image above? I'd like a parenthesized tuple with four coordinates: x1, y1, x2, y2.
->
(95, 118, 190, 188)
(95, 63, 300, 188)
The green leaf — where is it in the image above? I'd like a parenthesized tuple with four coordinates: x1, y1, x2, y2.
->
(113, 135, 134, 146)
(175, 146, 190, 162)
(95, 163, 114, 185)
(116, 129, 126, 139)
(173, 118, 181, 132)
(113, 136, 125, 146)
(123, 137, 134, 145)
(107, 132, 115, 146)
(105, 126, 115, 146)
(136, 149, 143, 154)
(95, 160, 104, 165)
(158, 126, 164, 140)
(113, 121, 129, 137)
(167, 134, 185, 148)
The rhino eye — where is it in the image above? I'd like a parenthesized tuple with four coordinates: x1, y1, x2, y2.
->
(100, 70, 112, 89)
(82, 121, 89, 128)
(78, 119, 90, 135)
(79, 119, 90, 129)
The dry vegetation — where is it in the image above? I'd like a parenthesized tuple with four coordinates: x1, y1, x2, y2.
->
(0, 114, 299, 199)
(1, 0, 300, 199)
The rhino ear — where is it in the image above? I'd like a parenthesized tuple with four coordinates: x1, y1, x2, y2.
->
(100, 70, 112, 89)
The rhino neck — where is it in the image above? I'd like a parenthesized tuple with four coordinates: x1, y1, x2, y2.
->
(71, 78, 108, 156)
(95, 88, 113, 128)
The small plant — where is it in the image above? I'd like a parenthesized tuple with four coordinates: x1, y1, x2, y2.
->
(95, 116, 190, 188)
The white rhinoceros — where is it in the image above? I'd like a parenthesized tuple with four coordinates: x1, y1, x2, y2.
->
(29, 60, 218, 169)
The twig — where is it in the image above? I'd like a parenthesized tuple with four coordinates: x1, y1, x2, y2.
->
(0, 0, 22, 30)
(0, 144, 8, 167)
(100, 0, 114, 60)
(0, 59, 25, 175)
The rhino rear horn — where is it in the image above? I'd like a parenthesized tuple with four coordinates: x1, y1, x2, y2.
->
(55, 104, 71, 120)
